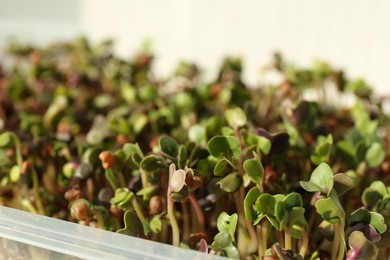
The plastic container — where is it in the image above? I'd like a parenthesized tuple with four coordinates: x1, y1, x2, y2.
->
(0, 206, 222, 259)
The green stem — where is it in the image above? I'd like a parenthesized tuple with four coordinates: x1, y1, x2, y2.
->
(167, 199, 179, 246)
(299, 233, 309, 258)
(31, 168, 46, 215)
(235, 125, 258, 253)
(21, 199, 38, 214)
(60, 146, 73, 162)
(92, 206, 108, 230)
(140, 169, 148, 188)
(131, 196, 147, 224)
(261, 221, 268, 253)
(337, 223, 346, 260)
(256, 225, 264, 259)
(11, 133, 23, 166)
(285, 227, 292, 250)
(233, 189, 248, 255)
(117, 170, 126, 188)
(95, 212, 106, 229)
(167, 171, 180, 247)
(105, 168, 118, 191)
(332, 223, 340, 260)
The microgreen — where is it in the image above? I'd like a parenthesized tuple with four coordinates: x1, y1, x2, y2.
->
(1, 38, 390, 259)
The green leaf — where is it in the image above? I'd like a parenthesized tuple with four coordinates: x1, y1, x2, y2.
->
(43, 95, 68, 130)
(110, 188, 133, 210)
(207, 135, 241, 160)
(310, 135, 333, 165)
(188, 125, 206, 145)
(257, 129, 290, 155)
(224, 244, 240, 259)
(82, 147, 102, 167)
(362, 188, 384, 209)
(300, 163, 334, 196)
(255, 193, 276, 216)
(274, 193, 304, 231)
(337, 139, 358, 166)
(62, 162, 76, 179)
(9, 165, 21, 183)
(315, 189, 345, 224)
(225, 107, 247, 128)
(121, 83, 136, 103)
(284, 192, 303, 209)
(347, 231, 378, 259)
(136, 185, 159, 201)
(149, 215, 162, 233)
(159, 136, 178, 158)
(171, 185, 190, 202)
(349, 209, 371, 225)
(369, 212, 387, 234)
(177, 145, 187, 169)
(333, 173, 355, 196)
(132, 113, 148, 134)
(217, 212, 238, 242)
(0, 132, 14, 148)
(244, 133, 272, 155)
(214, 158, 230, 177)
(368, 181, 388, 197)
(244, 187, 261, 222)
(257, 136, 272, 155)
(217, 172, 242, 193)
(117, 210, 144, 236)
(221, 126, 234, 136)
(205, 116, 223, 137)
(346, 79, 372, 98)
(123, 143, 144, 159)
(362, 181, 387, 208)
(214, 231, 231, 248)
(243, 157, 264, 185)
(365, 142, 385, 168)
(289, 207, 308, 239)
(140, 155, 165, 173)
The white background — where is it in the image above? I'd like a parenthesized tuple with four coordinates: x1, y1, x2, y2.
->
(1, 0, 389, 93)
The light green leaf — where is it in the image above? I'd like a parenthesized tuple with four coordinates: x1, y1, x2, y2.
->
(0, 132, 14, 148)
(217, 172, 242, 193)
(225, 107, 247, 128)
(243, 158, 264, 185)
(310, 135, 333, 165)
(347, 231, 378, 259)
(365, 142, 385, 168)
(217, 212, 238, 242)
(244, 187, 261, 222)
(300, 163, 334, 196)
(208, 135, 241, 160)
(214, 158, 230, 177)
(315, 189, 345, 224)
(188, 125, 206, 145)
(214, 231, 231, 248)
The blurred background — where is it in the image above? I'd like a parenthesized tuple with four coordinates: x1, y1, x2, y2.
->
(0, 0, 389, 93)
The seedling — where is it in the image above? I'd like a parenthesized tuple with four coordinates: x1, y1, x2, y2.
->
(0, 38, 390, 259)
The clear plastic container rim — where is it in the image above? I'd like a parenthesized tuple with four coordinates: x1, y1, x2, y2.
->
(0, 206, 224, 259)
